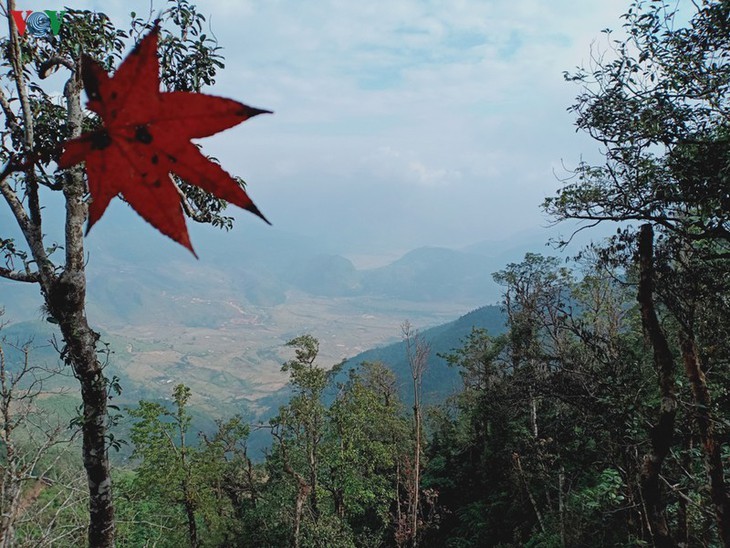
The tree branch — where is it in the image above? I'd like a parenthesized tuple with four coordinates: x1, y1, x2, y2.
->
(0, 88, 20, 136)
(0, 266, 39, 283)
(62, 69, 87, 274)
(38, 57, 74, 79)
(6, 0, 40, 228)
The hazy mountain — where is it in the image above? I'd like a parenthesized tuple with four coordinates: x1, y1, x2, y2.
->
(278, 245, 503, 304)
(0, 215, 542, 450)
(2, 225, 507, 325)
(340, 304, 506, 403)
(285, 254, 361, 296)
(360, 246, 499, 302)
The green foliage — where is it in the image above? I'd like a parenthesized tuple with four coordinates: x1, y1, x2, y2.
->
(324, 364, 410, 544)
(43, 241, 730, 548)
(537, 1, 730, 545)
(424, 326, 535, 546)
(423, 253, 667, 546)
(569, 468, 624, 512)
(253, 339, 415, 547)
(122, 384, 253, 546)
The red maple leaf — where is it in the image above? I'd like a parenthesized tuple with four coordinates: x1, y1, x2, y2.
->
(58, 25, 270, 255)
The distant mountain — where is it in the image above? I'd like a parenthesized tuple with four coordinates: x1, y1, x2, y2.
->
(341, 304, 506, 403)
(285, 254, 361, 297)
(360, 247, 499, 302)
(2, 227, 512, 427)
(3, 227, 506, 325)
(280, 245, 503, 304)
(0, 211, 549, 459)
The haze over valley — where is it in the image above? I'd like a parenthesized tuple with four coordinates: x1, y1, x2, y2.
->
(0, 215, 538, 425)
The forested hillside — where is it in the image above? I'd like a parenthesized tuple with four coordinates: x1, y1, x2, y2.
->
(343, 305, 505, 402)
(2, 0, 730, 547)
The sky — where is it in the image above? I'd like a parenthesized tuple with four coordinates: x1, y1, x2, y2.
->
(7, 0, 631, 262)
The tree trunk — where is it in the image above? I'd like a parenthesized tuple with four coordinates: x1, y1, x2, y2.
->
(402, 321, 428, 548)
(275, 429, 311, 548)
(636, 223, 677, 548)
(411, 381, 421, 548)
(24, 69, 116, 547)
(52, 295, 115, 547)
(0, 61, 116, 547)
(559, 465, 566, 547)
(0, 344, 20, 548)
(0, 458, 20, 548)
(183, 494, 199, 548)
(679, 334, 730, 546)
(247, 458, 258, 508)
(308, 435, 319, 523)
(530, 388, 539, 439)
(513, 452, 546, 534)
(395, 456, 405, 547)
(292, 480, 310, 548)
(333, 437, 345, 519)
(179, 455, 198, 547)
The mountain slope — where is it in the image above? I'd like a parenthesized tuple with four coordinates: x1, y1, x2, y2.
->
(341, 305, 506, 403)
(359, 247, 499, 302)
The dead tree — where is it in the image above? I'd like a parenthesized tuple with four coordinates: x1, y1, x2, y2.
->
(401, 321, 429, 548)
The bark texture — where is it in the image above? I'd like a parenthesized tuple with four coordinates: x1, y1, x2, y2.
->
(636, 223, 677, 548)
(679, 334, 730, 546)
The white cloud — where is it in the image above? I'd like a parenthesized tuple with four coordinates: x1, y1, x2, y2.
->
(20, 0, 632, 252)
(363, 146, 462, 187)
